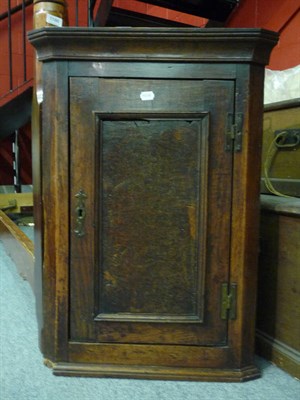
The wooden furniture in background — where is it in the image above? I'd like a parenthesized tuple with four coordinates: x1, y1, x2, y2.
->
(257, 195, 300, 379)
(28, 27, 278, 381)
(261, 99, 300, 197)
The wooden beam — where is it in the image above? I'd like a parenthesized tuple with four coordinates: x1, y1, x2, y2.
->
(264, 1, 300, 32)
(135, 0, 237, 22)
(94, 0, 113, 27)
(0, 209, 34, 291)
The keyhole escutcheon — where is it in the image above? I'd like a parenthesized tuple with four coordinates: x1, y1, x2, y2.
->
(74, 189, 87, 237)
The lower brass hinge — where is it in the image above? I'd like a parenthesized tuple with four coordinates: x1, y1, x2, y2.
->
(221, 283, 237, 320)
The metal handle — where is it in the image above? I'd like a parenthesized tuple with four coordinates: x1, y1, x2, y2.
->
(74, 189, 87, 237)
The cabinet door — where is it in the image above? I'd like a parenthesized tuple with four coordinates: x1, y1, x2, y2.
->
(70, 77, 234, 346)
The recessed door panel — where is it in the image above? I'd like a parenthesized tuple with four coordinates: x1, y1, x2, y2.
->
(70, 77, 234, 346)
(97, 116, 208, 324)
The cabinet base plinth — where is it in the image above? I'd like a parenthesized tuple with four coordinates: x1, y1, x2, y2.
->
(52, 362, 260, 382)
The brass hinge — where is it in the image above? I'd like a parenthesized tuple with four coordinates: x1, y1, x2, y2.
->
(225, 113, 243, 152)
(221, 283, 237, 320)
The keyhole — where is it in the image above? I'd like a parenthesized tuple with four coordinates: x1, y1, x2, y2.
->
(77, 206, 85, 219)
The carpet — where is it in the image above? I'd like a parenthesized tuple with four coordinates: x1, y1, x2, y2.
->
(0, 240, 299, 400)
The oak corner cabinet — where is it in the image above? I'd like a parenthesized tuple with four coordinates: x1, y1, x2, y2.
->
(28, 27, 278, 381)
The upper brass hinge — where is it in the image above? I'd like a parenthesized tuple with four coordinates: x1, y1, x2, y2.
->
(226, 113, 243, 152)
(221, 283, 237, 320)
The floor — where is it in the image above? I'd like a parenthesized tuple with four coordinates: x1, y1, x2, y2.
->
(1, 239, 299, 400)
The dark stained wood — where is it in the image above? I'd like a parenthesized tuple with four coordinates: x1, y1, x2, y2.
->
(28, 27, 278, 381)
(28, 27, 277, 65)
(97, 119, 207, 319)
(256, 195, 300, 379)
(228, 64, 266, 368)
(32, 0, 69, 354)
(69, 78, 233, 345)
(53, 361, 260, 382)
(40, 61, 70, 361)
(68, 62, 237, 80)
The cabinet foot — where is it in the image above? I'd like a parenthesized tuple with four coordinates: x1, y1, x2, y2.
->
(51, 362, 261, 382)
